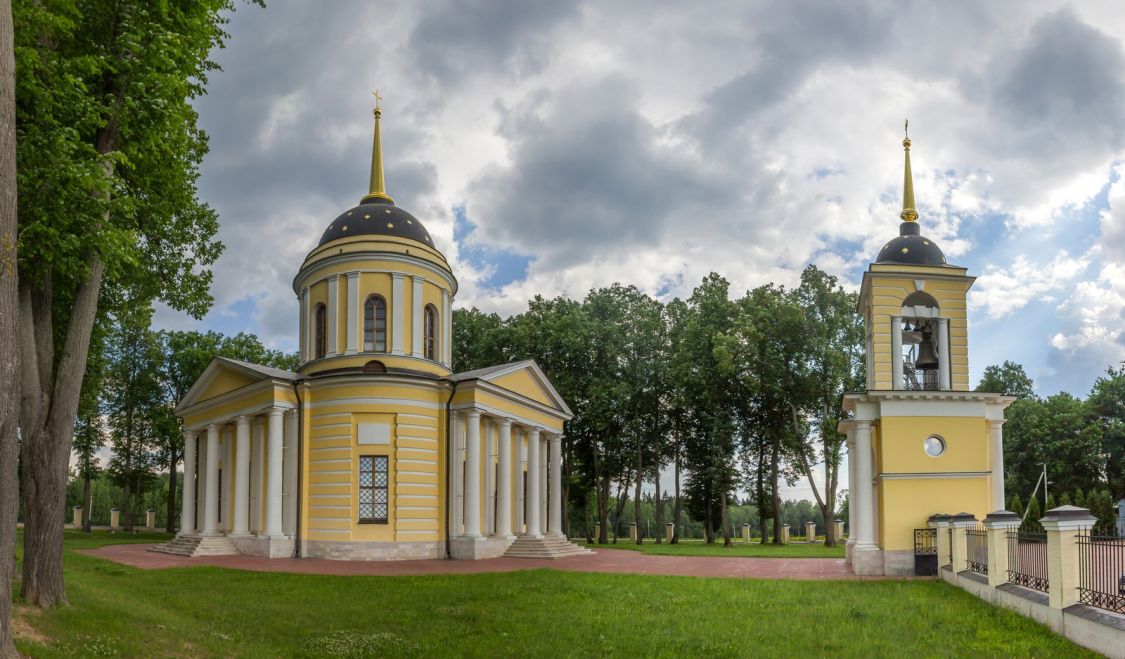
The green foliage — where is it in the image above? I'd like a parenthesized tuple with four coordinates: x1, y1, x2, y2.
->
(976, 361, 1036, 399)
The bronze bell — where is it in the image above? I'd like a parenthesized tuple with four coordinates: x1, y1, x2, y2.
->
(914, 331, 939, 371)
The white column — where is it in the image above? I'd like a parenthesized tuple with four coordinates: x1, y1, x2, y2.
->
(202, 424, 221, 535)
(485, 419, 495, 534)
(299, 287, 309, 362)
(539, 435, 547, 527)
(525, 428, 542, 537)
(846, 436, 856, 543)
(180, 429, 197, 534)
(989, 419, 1005, 511)
(411, 275, 424, 358)
(463, 410, 482, 538)
(891, 315, 903, 390)
(264, 408, 284, 537)
(854, 421, 875, 548)
(284, 409, 299, 535)
(548, 434, 563, 537)
(451, 411, 463, 536)
(391, 273, 405, 355)
(346, 271, 360, 354)
(232, 416, 251, 535)
(495, 419, 513, 538)
(251, 420, 263, 532)
(517, 430, 527, 534)
(441, 289, 452, 366)
(326, 275, 339, 356)
(938, 317, 951, 390)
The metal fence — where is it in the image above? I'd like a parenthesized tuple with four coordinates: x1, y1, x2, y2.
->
(945, 527, 953, 568)
(966, 526, 988, 575)
(1006, 531, 1049, 592)
(1076, 531, 1125, 614)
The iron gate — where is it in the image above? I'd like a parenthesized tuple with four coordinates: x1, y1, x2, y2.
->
(914, 528, 937, 576)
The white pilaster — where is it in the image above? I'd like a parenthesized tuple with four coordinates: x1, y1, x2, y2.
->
(391, 273, 405, 355)
(548, 433, 563, 537)
(441, 289, 452, 366)
(495, 419, 514, 538)
(326, 275, 339, 356)
(202, 424, 220, 535)
(525, 428, 542, 537)
(463, 410, 482, 537)
(251, 420, 263, 533)
(891, 315, 903, 390)
(180, 429, 197, 534)
(854, 421, 875, 548)
(451, 410, 463, 536)
(846, 436, 856, 545)
(411, 275, 424, 358)
(938, 317, 951, 390)
(346, 271, 360, 354)
(284, 408, 298, 535)
(263, 408, 284, 537)
(539, 434, 547, 528)
(232, 416, 251, 536)
(990, 419, 1005, 511)
(517, 429, 527, 534)
(299, 287, 309, 362)
(485, 419, 495, 534)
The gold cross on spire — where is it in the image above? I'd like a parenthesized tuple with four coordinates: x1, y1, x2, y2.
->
(372, 89, 382, 111)
(904, 118, 909, 140)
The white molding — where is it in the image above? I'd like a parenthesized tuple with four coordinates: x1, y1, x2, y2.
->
(178, 377, 295, 419)
(346, 272, 360, 354)
(294, 252, 457, 297)
(305, 397, 440, 410)
(392, 273, 405, 355)
(449, 400, 559, 433)
(326, 275, 339, 356)
(412, 275, 424, 358)
(875, 471, 991, 481)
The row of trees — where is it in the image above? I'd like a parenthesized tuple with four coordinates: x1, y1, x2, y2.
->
(0, 0, 257, 652)
(454, 265, 865, 548)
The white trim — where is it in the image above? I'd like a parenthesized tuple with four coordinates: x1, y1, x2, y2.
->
(449, 401, 558, 433)
(299, 288, 308, 362)
(391, 273, 405, 355)
(346, 271, 360, 354)
(442, 289, 452, 367)
(182, 397, 297, 432)
(294, 252, 457, 296)
(460, 361, 573, 417)
(306, 397, 439, 410)
(411, 275, 424, 358)
(326, 275, 339, 356)
(474, 380, 573, 421)
(876, 471, 991, 481)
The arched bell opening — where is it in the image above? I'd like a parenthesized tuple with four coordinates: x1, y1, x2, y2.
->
(893, 292, 950, 391)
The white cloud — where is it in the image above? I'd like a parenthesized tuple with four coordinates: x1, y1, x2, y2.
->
(970, 249, 1096, 319)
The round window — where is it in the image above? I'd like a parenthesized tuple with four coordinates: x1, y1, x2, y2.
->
(924, 435, 945, 457)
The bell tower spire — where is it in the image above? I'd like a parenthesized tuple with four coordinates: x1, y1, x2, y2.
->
(900, 119, 917, 223)
(362, 90, 394, 204)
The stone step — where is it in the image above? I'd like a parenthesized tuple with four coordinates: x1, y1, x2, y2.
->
(503, 535, 593, 559)
(149, 534, 240, 557)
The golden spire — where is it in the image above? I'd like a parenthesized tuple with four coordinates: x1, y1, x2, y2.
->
(900, 119, 917, 222)
(362, 90, 394, 204)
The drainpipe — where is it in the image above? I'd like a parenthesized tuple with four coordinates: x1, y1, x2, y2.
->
(291, 379, 304, 558)
(444, 380, 459, 560)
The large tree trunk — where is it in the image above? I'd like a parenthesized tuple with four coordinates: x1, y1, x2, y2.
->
(771, 440, 782, 544)
(671, 443, 681, 544)
(560, 440, 570, 537)
(633, 436, 642, 545)
(166, 447, 178, 533)
(612, 479, 629, 543)
(0, 0, 21, 651)
(653, 448, 662, 544)
(81, 472, 92, 533)
(596, 476, 609, 545)
(721, 490, 731, 547)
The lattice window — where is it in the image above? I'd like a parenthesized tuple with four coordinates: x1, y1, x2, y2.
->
(424, 304, 438, 360)
(359, 455, 389, 523)
(364, 295, 387, 352)
(314, 304, 327, 359)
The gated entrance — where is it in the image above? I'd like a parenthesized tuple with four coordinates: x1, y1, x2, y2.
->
(914, 528, 937, 576)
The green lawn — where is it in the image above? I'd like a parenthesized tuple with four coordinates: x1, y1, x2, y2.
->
(579, 538, 847, 558)
(9, 532, 1092, 657)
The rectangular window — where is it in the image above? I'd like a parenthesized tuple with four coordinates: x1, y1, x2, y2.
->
(358, 455, 389, 523)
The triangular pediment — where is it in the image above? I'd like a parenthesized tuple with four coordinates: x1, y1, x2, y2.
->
(176, 357, 295, 412)
(455, 360, 573, 418)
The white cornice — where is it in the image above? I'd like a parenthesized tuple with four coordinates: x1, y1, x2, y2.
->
(293, 252, 457, 296)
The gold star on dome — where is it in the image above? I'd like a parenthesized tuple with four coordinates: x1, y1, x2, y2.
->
(347, 211, 352, 216)
(901, 247, 909, 254)
(342, 225, 348, 231)
(406, 219, 413, 224)
(364, 214, 370, 219)
(387, 222, 394, 228)
(384, 209, 392, 214)
(922, 240, 929, 245)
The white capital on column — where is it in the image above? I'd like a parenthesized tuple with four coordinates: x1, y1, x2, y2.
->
(495, 419, 513, 538)
(891, 316, 903, 390)
(524, 428, 542, 537)
(264, 408, 284, 537)
(180, 429, 197, 534)
(464, 410, 482, 537)
(232, 416, 251, 535)
(990, 419, 1005, 511)
(548, 434, 563, 537)
(854, 421, 875, 549)
(202, 424, 221, 535)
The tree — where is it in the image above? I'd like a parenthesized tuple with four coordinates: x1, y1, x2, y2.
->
(1086, 365, 1125, 499)
(451, 307, 508, 372)
(976, 361, 1035, 399)
(14, 0, 244, 606)
(0, 0, 18, 651)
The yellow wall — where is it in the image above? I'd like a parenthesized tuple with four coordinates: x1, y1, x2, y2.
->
(878, 416, 990, 473)
(879, 477, 990, 550)
(199, 370, 257, 401)
(492, 370, 554, 407)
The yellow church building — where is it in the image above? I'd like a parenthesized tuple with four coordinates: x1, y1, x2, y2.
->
(839, 131, 1015, 576)
(157, 98, 588, 562)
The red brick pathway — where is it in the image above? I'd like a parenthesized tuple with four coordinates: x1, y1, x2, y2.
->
(82, 544, 892, 580)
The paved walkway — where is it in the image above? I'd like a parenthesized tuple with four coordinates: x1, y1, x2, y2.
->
(82, 544, 892, 580)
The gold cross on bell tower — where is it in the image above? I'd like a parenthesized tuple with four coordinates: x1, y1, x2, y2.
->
(372, 89, 382, 112)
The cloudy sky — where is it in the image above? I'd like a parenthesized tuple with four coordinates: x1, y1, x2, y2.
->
(160, 1, 1125, 420)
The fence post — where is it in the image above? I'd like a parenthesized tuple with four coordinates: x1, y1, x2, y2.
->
(742, 524, 750, 543)
(665, 523, 674, 543)
(949, 513, 977, 573)
(146, 509, 156, 529)
(804, 521, 816, 543)
(930, 514, 951, 569)
(1040, 505, 1096, 610)
(110, 508, 121, 530)
(72, 506, 83, 528)
(983, 510, 1020, 588)
(781, 524, 790, 543)
(629, 522, 637, 542)
(834, 519, 844, 542)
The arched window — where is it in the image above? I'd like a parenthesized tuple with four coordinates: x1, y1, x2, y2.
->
(364, 295, 387, 352)
(314, 303, 327, 359)
(424, 304, 438, 360)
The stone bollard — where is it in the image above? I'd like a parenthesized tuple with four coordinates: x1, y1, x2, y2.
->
(593, 523, 600, 542)
(72, 506, 83, 528)
(146, 509, 156, 529)
(742, 524, 751, 543)
(629, 522, 637, 542)
(110, 508, 121, 530)
(834, 519, 844, 541)
(1040, 505, 1097, 610)
(948, 512, 978, 573)
(983, 510, 1021, 588)
(665, 522, 674, 542)
(805, 521, 817, 543)
(781, 524, 790, 543)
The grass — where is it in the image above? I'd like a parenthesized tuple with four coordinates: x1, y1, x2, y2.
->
(9, 532, 1094, 657)
(579, 538, 847, 558)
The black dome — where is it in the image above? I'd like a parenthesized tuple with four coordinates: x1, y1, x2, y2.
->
(318, 197, 436, 248)
(875, 222, 946, 266)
